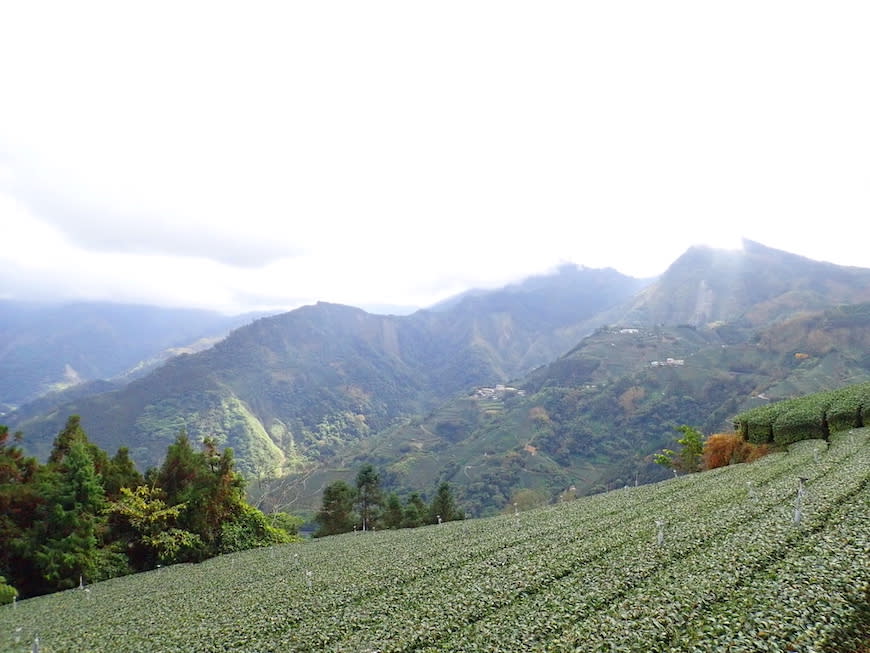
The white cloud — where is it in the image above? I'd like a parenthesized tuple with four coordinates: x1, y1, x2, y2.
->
(0, 2, 867, 312)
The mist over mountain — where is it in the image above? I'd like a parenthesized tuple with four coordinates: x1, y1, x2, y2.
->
(0, 301, 265, 411)
(6, 264, 646, 477)
(5, 243, 870, 516)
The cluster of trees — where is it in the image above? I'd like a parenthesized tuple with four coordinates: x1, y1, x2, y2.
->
(0, 416, 299, 601)
(314, 464, 464, 537)
(654, 425, 769, 474)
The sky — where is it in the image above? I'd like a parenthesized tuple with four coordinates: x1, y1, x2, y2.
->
(0, 2, 868, 315)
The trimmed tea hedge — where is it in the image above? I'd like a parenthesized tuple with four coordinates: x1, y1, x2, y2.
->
(735, 382, 870, 445)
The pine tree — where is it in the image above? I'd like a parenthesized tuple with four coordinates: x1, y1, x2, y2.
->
(314, 481, 356, 537)
(382, 493, 404, 529)
(35, 438, 107, 590)
(355, 464, 382, 531)
(429, 482, 463, 523)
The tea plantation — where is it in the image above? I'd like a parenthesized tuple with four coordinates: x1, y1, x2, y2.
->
(2, 429, 868, 652)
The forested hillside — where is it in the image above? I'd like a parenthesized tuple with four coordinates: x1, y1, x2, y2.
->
(0, 418, 297, 600)
(6, 266, 645, 478)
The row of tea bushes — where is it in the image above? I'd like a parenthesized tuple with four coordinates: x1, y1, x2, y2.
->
(2, 429, 867, 652)
(735, 381, 870, 445)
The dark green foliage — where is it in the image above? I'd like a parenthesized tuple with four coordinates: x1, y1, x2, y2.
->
(355, 464, 383, 531)
(103, 447, 143, 499)
(314, 481, 356, 537)
(772, 393, 833, 445)
(429, 482, 464, 523)
(381, 493, 404, 529)
(738, 403, 780, 444)
(735, 382, 870, 447)
(34, 437, 108, 590)
(0, 575, 16, 605)
(402, 492, 427, 529)
(1, 417, 302, 598)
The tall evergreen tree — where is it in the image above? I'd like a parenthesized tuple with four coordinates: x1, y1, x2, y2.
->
(103, 447, 143, 500)
(355, 464, 382, 531)
(314, 481, 356, 537)
(429, 482, 463, 523)
(0, 426, 40, 598)
(382, 493, 404, 529)
(35, 438, 107, 590)
(402, 492, 427, 528)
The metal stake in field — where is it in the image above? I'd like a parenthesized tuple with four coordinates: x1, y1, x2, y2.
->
(793, 477, 808, 524)
(746, 481, 757, 503)
(655, 520, 665, 547)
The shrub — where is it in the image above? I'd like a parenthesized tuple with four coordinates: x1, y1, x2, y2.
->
(0, 575, 17, 605)
(703, 433, 744, 469)
(737, 403, 779, 444)
(735, 382, 870, 447)
(827, 386, 864, 432)
(219, 503, 295, 554)
(772, 392, 833, 446)
(702, 433, 770, 470)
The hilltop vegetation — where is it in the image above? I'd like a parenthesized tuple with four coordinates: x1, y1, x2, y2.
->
(2, 428, 867, 652)
(0, 418, 298, 600)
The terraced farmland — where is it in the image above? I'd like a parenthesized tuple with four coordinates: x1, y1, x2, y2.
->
(2, 429, 868, 652)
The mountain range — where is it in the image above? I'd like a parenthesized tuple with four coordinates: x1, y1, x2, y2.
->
(4, 241, 870, 517)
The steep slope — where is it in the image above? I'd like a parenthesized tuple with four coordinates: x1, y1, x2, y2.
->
(8, 266, 646, 475)
(3, 429, 867, 652)
(618, 239, 870, 329)
(0, 301, 261, 410)
(274, 244, 870, 515)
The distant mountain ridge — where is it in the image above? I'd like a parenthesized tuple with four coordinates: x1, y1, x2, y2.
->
(0, 301, 265, 411)
(618, 240, 870, 328)
(6, 265, 647, 476)
(7, 243, 870, 517)
(254, 242, 870, 515)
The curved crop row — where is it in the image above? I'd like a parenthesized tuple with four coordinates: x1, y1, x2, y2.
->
(735, 382, 870, 444)
(1, 430, 867, 653)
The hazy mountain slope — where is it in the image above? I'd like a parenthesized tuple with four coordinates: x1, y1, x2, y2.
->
(617, 240, 870, 329)
(8, 266, 646, 475)
(0, 301, 261, 410)
(268, 244, 870, 515)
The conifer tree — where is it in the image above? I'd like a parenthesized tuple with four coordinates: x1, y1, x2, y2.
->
(402, 492, 427, 528)
(35, 438, 107, 590)
(314, 481, 356, 537)
(382, 493, 404, 529)
(429, 482, 463, 523)
(355, 464, 382, 531)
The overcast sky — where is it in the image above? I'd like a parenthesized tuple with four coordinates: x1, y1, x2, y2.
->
(1, 2, 867, 315)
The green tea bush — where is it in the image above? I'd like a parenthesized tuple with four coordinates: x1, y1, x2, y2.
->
(0, 576, 16, 605)
(736, 382, 870, 446)
(826, 385, 865, 432)
(772, 391, 833, 445)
